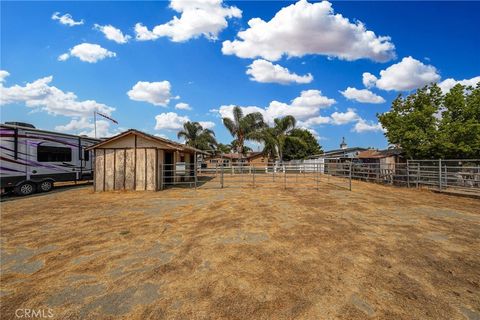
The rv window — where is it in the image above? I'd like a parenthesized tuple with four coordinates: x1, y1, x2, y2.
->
(37, 146, 72, 162)
(83, 150, 90, 161)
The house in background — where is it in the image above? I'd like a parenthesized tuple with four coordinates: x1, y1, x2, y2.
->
(308, 137, 368, 162)
(88, 129, 205, 192)
(204, 152, 271, 168)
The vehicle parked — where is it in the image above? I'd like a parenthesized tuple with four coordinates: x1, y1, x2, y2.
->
(0, 122, 100, 196)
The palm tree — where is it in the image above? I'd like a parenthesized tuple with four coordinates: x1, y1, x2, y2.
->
(222, 106, 265, 154)
(177, 121, 217, 151)
(252, 115, 305, 162)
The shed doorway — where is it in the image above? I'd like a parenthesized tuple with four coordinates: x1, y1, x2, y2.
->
(164, 151, 174, 184)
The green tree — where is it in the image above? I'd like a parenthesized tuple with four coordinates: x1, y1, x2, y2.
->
(222, 106, 266, 154)
(216, 143, 232, 154)
(438, 83, 480, 158)
(251, 115, 306, 161)
(377, 84, 443, 159)
(177, 121, 217, 151)
(378, 82, 480, 159)
(283, 128, 323, 161)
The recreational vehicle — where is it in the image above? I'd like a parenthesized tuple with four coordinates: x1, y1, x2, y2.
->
(0, 122, 100, 196)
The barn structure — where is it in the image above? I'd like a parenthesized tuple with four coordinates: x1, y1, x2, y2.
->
(88, 129, 205, 191)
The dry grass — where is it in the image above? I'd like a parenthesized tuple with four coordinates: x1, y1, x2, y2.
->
(1, 178, 479, 319)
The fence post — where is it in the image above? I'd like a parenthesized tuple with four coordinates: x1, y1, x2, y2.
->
(349, 162, 352, 191)
(407, 160, 410, 188)
(284, 164, 287, 190)
(252, 165, 255, 188)
(439, 159, 442, 190)
(194, 152, 197, 190)
(316, 163, 319, 191)
(220, 163, 224, 189)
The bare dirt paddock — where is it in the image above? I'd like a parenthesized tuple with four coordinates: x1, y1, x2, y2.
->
(1, 180, 479, 320)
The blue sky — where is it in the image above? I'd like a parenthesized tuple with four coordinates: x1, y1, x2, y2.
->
(1, 1, 479, 151)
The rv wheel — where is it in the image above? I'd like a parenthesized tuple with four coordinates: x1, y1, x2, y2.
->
(39, 180, 53, 192)
(14, 182, 36, 196)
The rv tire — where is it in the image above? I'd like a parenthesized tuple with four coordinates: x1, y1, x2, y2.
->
(14, 182, 36, 196)
(38, 180, 54, 192)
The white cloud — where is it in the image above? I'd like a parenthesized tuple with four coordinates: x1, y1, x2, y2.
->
(246, 59, 313, 84)
(127, 81, 177, 106)
(0, 70, 10, 82)
(222, 0, 395, 62)
(218, 89, 335, 125)
(366, 56, 440, 91)
(298, 115, 331, 127)
(1, 73, 116, 138)
(59, 43, 116, 63)
(175, 102, 192, 110)
(57, 53, 70, 61)
(94, 24, 131, 44)
(155, 112, 190, 130)
(330, 108, 360, 125)
(199, 121, 215, 129)
(438, 76, 480, 93)
(134, 0, 241, 42)
(340, 87, 385, 104)
(51, 12, 84, 27)
(54, 118, 114, 138)
(0, 74, 114, 118)
(352, 119, 384, 133)
(362, 72, 377, 88)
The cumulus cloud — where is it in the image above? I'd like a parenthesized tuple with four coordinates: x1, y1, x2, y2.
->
(0, 70, 10, 82)
(175, 102, 192, 110)
(330, 108, 360, 125)
(127, 81, 177, 106)
(54, 118, 115, 138)
(155, 112, 190, 130)
(51, 12, 84, 26)
(94, 24, 131, 44)
(222, 0, 395, 62)
(134, 0, 241, 42)
(199, 121, 215, 129)
(352, 119, 384, 133)
(246, 59, 313, 84)
(59, 43, 116, 63)
(365, 56, 440, 91)
(0, 73, 114, 117)
(362, 72, 377, 88)
(438, 76, 480, 93)
(218, 89, 335, 125)
(340, 87, 385, 104)
(1, 73, 116, 138)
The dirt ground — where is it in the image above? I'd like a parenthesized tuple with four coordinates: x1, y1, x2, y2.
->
(1, 178, 479, 319)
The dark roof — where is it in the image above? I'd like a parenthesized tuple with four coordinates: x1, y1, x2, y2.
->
(358, 148, 404, 159)
(308, 147, 367, 159)
(208, 152, 264, 160)
(87, 129, 208, 154)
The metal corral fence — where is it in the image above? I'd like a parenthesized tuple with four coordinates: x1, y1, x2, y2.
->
(163, 161, 352, 190)
(334, 158, 480, 195)
(161, 158, 479, 195)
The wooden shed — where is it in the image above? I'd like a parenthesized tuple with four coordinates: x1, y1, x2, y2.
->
(88, 129, 204, 192)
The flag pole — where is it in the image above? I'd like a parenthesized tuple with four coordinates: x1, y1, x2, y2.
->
(94, 111, 97, 139)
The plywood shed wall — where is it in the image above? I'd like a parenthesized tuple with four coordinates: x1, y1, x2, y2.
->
(94, 148, 160, 191)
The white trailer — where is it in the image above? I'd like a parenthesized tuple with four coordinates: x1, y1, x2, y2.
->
(0, 123, 100, 196)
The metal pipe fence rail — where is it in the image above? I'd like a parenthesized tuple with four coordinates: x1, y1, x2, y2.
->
(190, 162, 351, 191)
(163, 159, 479, 196)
